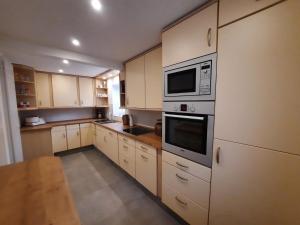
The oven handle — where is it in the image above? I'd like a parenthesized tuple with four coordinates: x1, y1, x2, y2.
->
(164, 114, 204, 120)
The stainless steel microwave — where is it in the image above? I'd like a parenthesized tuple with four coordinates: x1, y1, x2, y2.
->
(164, 53, 217, 101)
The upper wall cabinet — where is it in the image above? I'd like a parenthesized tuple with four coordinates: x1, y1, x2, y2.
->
(52, 74, 79, 107)
(35, 72, 52, 108)
(126, 55, 146, 108)
(162, 3, 217, 67)
(219, 0, 281, 26)
(79, 77, 94, 107)
(214, 0, 300, 155)
(145, 47, 162, 109)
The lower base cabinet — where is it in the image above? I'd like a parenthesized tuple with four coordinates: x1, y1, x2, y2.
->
(162, 151, 211, 225)
(104, 129, 119, 165)
(119, 137, 136, 178)
(80, 123, 93, 146)
(135, 148, 157, 195)
(66, 124, 81, 149)
(209, 139, 300, 225)
(51, 126, 67, 153)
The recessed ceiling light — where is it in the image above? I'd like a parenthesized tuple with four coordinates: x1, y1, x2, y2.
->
(71, 38, 80, 46)
(62, 59, 69, 64)
(58, 69, 64, 73)
(91, 0, 102, 11)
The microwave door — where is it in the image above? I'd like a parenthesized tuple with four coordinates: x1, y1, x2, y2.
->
(164, 64, 201, 97)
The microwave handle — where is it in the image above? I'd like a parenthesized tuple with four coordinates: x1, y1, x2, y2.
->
(164, 114, 204, 120)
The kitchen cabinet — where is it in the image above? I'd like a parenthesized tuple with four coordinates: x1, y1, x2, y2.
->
(135, 146, 157, 195)
(219, 0, 281, 26)
(35, 72, 52, 108)
(145, 47, 162, 109)
(79, 77, 94, 107)
(95, 125, 105, 151)
(21, 130, 53, 160)
(52, 74, 78, 107)
(51, 126, 67, 153)
(162, 2, 217, 67)
(210, 139, 300, 225)
(80, 123, 93, 146)
(119, 137, 136, 177)
(214, 0, 300, 155)
(104, 129, 119, 165)
(125, 55, 145, 108)
(162, 151, 210, 225)
(66, 124, 81, 149)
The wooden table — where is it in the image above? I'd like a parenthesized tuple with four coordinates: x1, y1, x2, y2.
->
(0, 157, 81, 225)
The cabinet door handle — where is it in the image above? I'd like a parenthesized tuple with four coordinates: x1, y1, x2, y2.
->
(175, 196, 187, 206)
(141, 155, 148, 160)
(207, 27, 212, 47)
(176, 162, 189, 169)
(62, 134, 66, 138)
(39, 100, 42, 106)
(176, 173, 189, 182)
(123, 159, 128, 164)
(216, 147, 221, 164)
(109, 132, 113, 136)
(123, 138, 128, 142)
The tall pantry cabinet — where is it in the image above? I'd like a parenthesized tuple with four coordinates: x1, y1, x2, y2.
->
(210, 1, 300, 225)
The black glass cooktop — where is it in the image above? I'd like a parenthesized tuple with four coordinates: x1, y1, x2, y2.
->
(123, 127, 152, 136)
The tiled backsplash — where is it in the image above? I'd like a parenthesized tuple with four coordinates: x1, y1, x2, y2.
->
(128, 109, 162, 128)
(18, 108, 99, 125)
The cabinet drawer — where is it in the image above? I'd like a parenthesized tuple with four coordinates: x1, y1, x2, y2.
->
(136, 141, 157, 157)
(80, 123, 92, 128)
(118, 134, 135, 146)
(66, 124, 79, 130)
(162, 162, 210, 209)
(119, 153, 135, 178)
(162, 185, 208, 225)
(162, 151, 211, 182)
(105, 129, 118, 139)
(52, 126, 66, 132)
(219, 0, 281, 26)
(119, 141, 134, 156)
(135, 149, 157, 195)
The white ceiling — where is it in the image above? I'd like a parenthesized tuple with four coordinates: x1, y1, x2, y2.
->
(0, 0, 208, 65)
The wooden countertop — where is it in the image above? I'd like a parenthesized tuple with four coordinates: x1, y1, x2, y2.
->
(0, 157, 81, 225)
(20, 118, 97, 132)
(20, 118, 162, 150)
(95, 122, 162, 150)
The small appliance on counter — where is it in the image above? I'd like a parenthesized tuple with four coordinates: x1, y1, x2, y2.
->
(122, 114, 134, 127)
(25, 116, 46, 126)
(154, 119, 162, 137)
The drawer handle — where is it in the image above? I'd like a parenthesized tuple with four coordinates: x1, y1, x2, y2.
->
(123, 138, 128, 142)
(207, 28, 212, 47)
(123, 145, 128, 150)
(175, 196, 187, 206)
(140, 146, 148, 152)
(109, 132, 113, 136)
(123, 159, 128, 164)
(176, 174, 189, 182)
(176, 162, 189, 169)
(141, 155, 148, 160)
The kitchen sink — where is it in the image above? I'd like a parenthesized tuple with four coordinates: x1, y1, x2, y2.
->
(123, 126, 152, 136)
(94, 119, 116, 124)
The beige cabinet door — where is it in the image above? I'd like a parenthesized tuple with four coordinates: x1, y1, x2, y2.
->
(79, 77, 94, 107)
(80, 123, 93, 146)
(52, 74, 79, 107)
(125, 55, 145, 108)
(219, 0, 281, 26)
(105, 130, 119, 165)
(135, 149, 157, 195)
(35, 72, 51, 108)
(215, 0, 300, 155)
(162, 3, 217, 67)
(96, 126, 105, 151)
(51, 126, 67, 153)
(145, 47, 163, 109)
(66, 125, 80, 149)
(210, 139, 300, 225)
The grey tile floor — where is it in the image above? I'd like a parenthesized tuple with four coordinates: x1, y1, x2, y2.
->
(60, 148, 184, 225)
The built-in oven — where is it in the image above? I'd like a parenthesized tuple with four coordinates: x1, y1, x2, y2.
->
(162, 101, 214, 168)
(164, 53, 217, 102)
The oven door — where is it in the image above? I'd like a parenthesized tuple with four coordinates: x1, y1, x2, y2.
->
(164, 64, 201, 97)
(162, 112, 214, 168)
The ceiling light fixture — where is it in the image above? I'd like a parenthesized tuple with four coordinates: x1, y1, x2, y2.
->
(62, 59, 69, 64)
(71, 38, 80, 46)
(91, 0, 102, 11)
(58, 69, 64, 73)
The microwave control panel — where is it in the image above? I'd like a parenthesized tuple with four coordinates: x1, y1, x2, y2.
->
(199, 60, 212, 95)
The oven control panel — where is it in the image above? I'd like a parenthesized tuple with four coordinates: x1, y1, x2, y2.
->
(199, 60, 212, 95)
(164, 101, 215, 115)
